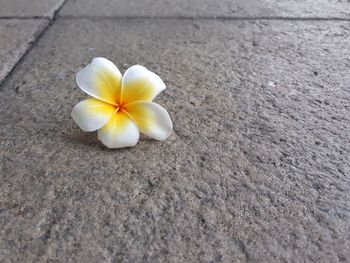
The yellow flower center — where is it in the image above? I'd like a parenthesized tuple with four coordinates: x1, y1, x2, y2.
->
(114, 103, 126, 114)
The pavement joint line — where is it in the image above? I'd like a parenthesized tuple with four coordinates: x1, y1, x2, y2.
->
(57, 15, 350, 22)
(0, 16, 50, 20)
(0, 0, 69, 90)
(1, 15, 350, 22)
(1, 9, 349, 89)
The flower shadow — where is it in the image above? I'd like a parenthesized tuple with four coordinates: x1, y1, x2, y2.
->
(61, 127, 156, 152)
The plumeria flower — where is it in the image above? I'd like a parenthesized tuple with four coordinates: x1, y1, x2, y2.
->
(71, 57, 173, 149)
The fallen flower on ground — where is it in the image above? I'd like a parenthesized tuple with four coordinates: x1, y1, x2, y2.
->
(72, 57, 173, 149)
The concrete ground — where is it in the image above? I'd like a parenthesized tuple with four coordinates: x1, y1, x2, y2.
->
(1, 0, 350, 262)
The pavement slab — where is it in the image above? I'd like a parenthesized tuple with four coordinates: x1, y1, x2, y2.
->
(59, 0, 350, 18)
(0, 0, 66, 18)
(0, 19, 48, 85)
(0, 18, 350, 262)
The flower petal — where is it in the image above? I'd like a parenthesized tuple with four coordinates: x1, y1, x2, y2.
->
(124, 101, 172, 141)
(98, 112, 139, 149)
(121, 65, 166, 104)
(76, 57, 122, 105)
(71, 98, 116, 132)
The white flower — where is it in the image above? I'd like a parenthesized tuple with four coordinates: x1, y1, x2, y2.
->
(72, 57, 173, 149)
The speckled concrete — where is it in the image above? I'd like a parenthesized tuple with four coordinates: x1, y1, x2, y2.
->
(0, 17, 349, 262)
(0, 19, 48, 84)
(0, 0, 65, 18)
(59, 0, 350, 18)
(0, 0, 68, 86)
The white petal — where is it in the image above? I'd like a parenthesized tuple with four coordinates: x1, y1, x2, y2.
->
(71, 98, 116, 132)
(98, 112, 139, 149)
(76, 57, 122, 105)
(121, 65, 166, 104)
(124, 101, 172, 141)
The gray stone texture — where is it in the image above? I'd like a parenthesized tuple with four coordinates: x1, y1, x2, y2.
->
(0, 0, 66, 18)
(59, 0, 350, 18)
(0, 19, 48, 84)
(0, 18, 349, 262)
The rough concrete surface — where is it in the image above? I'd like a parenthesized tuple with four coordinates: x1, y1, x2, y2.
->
(0, 0, 65, 18)
(0, 19, 48, 85)
(0, 17, 349, 262)
(59, 0, 350, 18)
